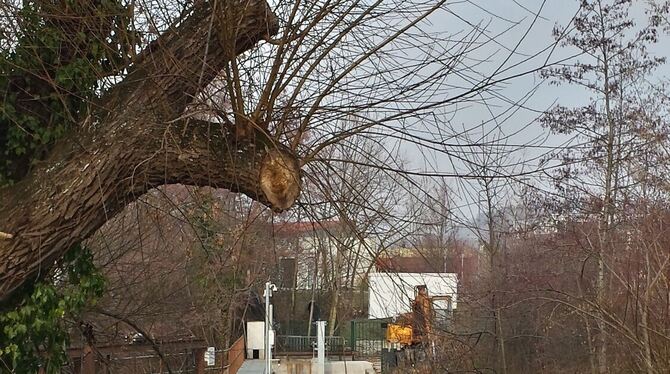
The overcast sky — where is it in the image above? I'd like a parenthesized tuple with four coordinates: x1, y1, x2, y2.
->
(395, 0, 670, 237)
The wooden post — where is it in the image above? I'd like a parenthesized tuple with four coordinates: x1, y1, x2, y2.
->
(194, 348, 205, 374)
(82, 344, 96, 374)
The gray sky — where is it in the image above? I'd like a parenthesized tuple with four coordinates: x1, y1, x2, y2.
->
(391, 0, 670, 237)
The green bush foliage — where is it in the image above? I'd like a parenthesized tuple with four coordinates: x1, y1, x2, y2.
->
(0, 0, 136, 184)
(0, 246, 105, 373)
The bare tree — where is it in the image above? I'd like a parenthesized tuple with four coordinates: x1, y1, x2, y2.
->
(0, 0, 554, 303)
(539, 1, 669, 372)
(300, 132, 411, 335)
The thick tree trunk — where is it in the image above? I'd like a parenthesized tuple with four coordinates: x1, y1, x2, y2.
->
(0, 0, 301, 303)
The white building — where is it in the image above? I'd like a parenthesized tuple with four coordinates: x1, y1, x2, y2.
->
(367, 272, 458, 319)
(275, 221, 376, 290)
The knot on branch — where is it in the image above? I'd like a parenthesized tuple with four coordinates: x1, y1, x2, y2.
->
(260, 149, 300, 211)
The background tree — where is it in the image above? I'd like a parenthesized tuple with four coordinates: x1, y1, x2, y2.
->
(540, 1, 667, 371)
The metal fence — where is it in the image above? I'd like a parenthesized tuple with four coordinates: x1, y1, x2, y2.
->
(63, 339, 213, 374)
(275, 335, 346, 355)
(343, 319, 389, 358)
(274, 319, 390, 368)
(64, 349, 213, 374)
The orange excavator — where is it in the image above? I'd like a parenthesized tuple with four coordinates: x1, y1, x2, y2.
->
(386, 285, 435, 347)
(384, 285, 453, 370)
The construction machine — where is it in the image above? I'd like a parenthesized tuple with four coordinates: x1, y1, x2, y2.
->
(383, 285, 451, 369)
(385, 285, 436, 346)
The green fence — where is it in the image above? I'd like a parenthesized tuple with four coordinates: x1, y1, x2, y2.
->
(275, 318, 389, 359)
(277, 320, 311, 336)
(343, 318, 389, 357)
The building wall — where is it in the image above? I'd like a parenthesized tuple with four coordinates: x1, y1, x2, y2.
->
(279, 234, 376, 291)
(367, 272, 458, 319)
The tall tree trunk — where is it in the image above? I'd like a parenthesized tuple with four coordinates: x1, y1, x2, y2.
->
(484, 178, 507, 374)
(641, 239, 655, 374)
(328, 242, 343, 336)
(596, 37, 615, 374)
(497, 309, 508, 374)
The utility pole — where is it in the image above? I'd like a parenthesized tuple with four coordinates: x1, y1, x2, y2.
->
(264, 281, 277, 374)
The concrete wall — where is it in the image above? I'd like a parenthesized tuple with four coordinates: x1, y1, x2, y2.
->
(276, 359, 375, 374)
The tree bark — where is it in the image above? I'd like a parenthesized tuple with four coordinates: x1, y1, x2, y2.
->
(0, 0, 301, 303)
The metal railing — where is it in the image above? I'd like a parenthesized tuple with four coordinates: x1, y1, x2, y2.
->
(275, 335, 345, 354)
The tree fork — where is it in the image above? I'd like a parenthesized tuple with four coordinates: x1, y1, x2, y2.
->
(0, 0, 300, 302)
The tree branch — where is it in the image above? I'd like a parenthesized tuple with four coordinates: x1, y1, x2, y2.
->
(94, 308, 174, 374)
(0, 0, 301, 303)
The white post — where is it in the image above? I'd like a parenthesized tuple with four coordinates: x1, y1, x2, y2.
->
(269, 304, 274, 363)
(264, 282, 276, 374)
(316, 320, 326, 374)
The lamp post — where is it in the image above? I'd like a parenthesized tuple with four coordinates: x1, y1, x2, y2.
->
(264, 281, 277, 374)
